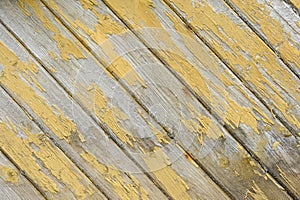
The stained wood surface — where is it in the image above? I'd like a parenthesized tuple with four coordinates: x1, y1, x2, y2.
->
(0, 0, 299, 199)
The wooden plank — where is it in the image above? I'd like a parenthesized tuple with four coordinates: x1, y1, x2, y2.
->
(0, 151, 45, 200)
(42, 0, 300, 198)
(224, 0, 300, 78)
(9, 0, 298, 199)
(0, 1, 230, 199)
(164, 0, 300, 135)
(0, 27, 169, 200)
(0, 88, 106, 199)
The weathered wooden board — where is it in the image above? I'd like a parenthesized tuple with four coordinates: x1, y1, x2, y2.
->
(224, 0, 300, 78)
(0, 1, 231, 199)
(0, 151, 45, 200)
(0, 88, 106, 199)
(164, 0, 300, 135)
(0, 26, 169, 200)
(43, 0, 300, 198)
(7, 1, 296, 198)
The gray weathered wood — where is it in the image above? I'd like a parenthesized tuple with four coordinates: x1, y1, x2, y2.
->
(0, 151, 45, 200)
(0, 0, 295, 199)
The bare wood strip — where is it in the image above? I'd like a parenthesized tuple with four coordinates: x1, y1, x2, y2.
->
(47, 0, 300, 198)
(0, 25, 168, 200)
(18, 0, 299, 198)
(0, 88, 106, 199)
(164, 0, 300, 135)
(0, 151, 45, 200)
(224, 0, 300, 78)
(0, 1, 230, 199)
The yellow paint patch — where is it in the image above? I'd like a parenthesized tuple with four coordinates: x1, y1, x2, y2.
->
(182, 103, 224, 144)
(0, 41, 76, 142)
(144, 149, 191, 199)
(168, 0, 300, 131)
(48, 0, 146, 87)
(105, 0, 161, 29)
(19, 0, 85, 61)
(81, 151, 148, 200)
(0, 120, 97, 199)
(77, 83, 136, 147)
(0, 165, 19, 185)
(0, 122, 58, 193)
(291, 0, 300, 9)
(230, 0, 300, 74)
(272, 141, 280, 150)
(224, 95, 259, 134)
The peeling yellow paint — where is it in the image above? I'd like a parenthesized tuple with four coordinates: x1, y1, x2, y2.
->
(48, 0, 146, 87)
(0, 121, 58, 193)
(77, 83, 136, 146)
(0, 120, 97, 199)
(182, 103, 224, 144)
(224, 95, 259, 134)
(271, 141, 280, 150)
(81, 151, 148, 200)
(0, 165, 19, 185)
(144, 149, 191, 199)
(0, 41, 76, 142)
(168, 0, 300, 131)
(245, 181, 268, 200)
(19, 0, 85, 61)
(230, 0, 300, 74)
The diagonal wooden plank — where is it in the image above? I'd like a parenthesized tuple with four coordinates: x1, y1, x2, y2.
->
(0, 26, 169, 200)
(0, 0, 293, 199)
(9, 0, 298, 198)
(164, 0, 300, 135)
(223, 0, 300, 78)
(0, 151, 45, 200)
(0, 1, 231, 199)
(43, 0, 300, 198)
(0, 88, 106, 199)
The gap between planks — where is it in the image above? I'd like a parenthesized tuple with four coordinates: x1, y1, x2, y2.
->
(42, 0, 295, 198)
(0, 42, 111, 199)
(161, 0, 298, 138)
(223, 0, 300, 80)
(0, 18, 175, 200)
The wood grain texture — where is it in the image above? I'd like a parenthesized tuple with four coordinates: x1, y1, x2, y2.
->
(165, 0, 300, 135)
(0, 24, 168, 200)
(224, 0, 300, 78)
(0, 88, 106, 199)
(20, 0, 298, 199)
(0, 1, 230, 199)
(0, 151, 45, 200)
(52, 0, 300, 198)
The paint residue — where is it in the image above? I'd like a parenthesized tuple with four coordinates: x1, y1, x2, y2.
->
(143, 149, 191, 199)
(19, 0, 85, 61)
(0, 120, 98, 199)
(0, 165, 19, 185)
(81, 151, 148, 200)
(245, 181, 268, 200)
(168, 0, 300, 131)
(0, 41, 76, 142)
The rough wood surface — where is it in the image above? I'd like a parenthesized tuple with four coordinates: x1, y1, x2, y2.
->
(8, 0, 297, 198)
(0, 88, 106, 199)
(0, 0, 298, 199)
(224, 0, 300, 78)
(164, 0, 300, 136)
(49, 0, 299, 198)
(0, 1, 230, 199)
(0, 151, 45, 200)
(0, 24, 169, 200)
